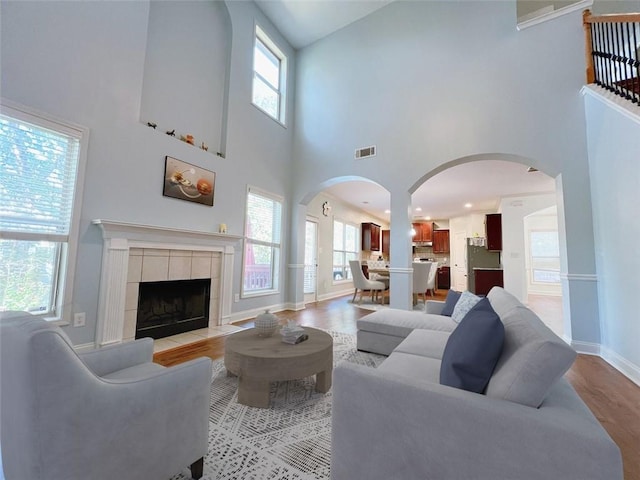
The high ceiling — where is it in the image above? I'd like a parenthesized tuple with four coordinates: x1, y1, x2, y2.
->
(253, 2, 557, 221)
(254, 0, 394, 49)
(324, 161, 556, 223)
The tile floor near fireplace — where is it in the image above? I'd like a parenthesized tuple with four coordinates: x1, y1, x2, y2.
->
(152, 324, 244, 353)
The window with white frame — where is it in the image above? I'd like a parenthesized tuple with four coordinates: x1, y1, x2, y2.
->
(242, 187, 283, 296)
(529, 230, 561, 284)
(0, 102, 86, 321)
(333, 220, 359, 282)
(252, 25, 287, 124)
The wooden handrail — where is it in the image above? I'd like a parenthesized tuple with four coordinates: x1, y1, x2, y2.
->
(583, 10, 595, 84)
(583, 9, 640, 91)
(583, 12, 640, 24)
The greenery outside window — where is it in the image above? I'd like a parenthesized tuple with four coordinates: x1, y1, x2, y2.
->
(252, 25, 287, 124)
(0, 101, 87, 322)
(333, 220, 358, 282)
(242, 186, 283, 296)
(529, 230, 561, 284)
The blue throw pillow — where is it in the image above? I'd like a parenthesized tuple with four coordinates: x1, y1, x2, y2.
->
(439, 297, 505, 394)
(440, 290, 461, 316)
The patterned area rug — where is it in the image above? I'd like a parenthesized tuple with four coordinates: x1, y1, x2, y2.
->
(172, 331, 385, 480)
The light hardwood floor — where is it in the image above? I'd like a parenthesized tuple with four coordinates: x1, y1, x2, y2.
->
(154, 293, 640, 480)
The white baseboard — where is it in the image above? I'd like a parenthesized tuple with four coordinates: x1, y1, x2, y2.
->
(600, 346, 640, 387)
(227, 303, 288, 324)
(571, 339, 601, 356)
(317, 289, 353, 303)
(73, 342, 97, 352)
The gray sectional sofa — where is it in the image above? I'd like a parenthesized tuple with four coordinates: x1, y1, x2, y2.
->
(332, 287, 623, 480)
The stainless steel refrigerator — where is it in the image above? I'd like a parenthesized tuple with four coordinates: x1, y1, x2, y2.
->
(467, 243, 501, 294)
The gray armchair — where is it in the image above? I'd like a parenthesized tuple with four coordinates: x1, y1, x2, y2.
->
(0, 312, 212, 480)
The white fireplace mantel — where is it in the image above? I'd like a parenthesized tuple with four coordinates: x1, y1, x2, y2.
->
(92, 219, 242, 347)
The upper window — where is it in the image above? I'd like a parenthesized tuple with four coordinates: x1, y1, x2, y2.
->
(242, 187, 283, 296)
(333, 220, 359, 282)
(0, 102, 86, 321)
(252, 25, 287, 124)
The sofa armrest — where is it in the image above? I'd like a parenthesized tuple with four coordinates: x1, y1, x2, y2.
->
(78, 337, 154, 376)
(425, 300, 445, 315)
(332, 362, 622, 480)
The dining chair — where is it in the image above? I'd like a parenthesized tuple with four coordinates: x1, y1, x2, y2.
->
(412, 262, 432, 306)
(426, 261, 438, 296)
(349, 260, 386, 304)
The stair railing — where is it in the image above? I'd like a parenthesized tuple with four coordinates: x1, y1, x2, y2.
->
(583, 9, 640, 105)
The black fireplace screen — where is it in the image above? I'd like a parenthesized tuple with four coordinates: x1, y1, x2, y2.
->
(136, 278, 210, 340)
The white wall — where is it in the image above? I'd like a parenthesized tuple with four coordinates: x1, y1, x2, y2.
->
(0, 0, 296, 344)
(584, 88, 640, 384)
(500, 194, 557, 302)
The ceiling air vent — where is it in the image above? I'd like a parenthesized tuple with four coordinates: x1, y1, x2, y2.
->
(355, 145, 376, 159)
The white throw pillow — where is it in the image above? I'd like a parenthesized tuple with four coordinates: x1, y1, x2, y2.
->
(451, 291, 482, 323)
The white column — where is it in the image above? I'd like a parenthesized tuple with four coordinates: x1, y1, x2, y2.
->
(389, 189, 413, 310)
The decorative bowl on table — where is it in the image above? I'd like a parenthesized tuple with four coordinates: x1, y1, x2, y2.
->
(255, 309, 279, 337)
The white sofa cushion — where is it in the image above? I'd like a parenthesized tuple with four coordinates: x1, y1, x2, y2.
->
(393, 329, 450, 359)
(378, 351, 441, 383)
(357, 309, 456, 338)
(485, 289, 577, 407)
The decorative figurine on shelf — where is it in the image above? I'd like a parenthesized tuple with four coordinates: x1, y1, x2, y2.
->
(180, 134, 195, 145)
(166, 129, 175, 137)
(146, 122, 157, 129)
(200, 142, 208, 152)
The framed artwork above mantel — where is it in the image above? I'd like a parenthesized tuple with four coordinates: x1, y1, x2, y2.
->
(163, 156, 215, 206)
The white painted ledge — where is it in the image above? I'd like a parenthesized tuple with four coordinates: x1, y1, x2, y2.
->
(582, 84, 640, 126)
(517, 0, 593, 31)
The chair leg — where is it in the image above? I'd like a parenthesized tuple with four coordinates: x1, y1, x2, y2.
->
(190, 457, 204, 479)
(352, 288, 358, 303)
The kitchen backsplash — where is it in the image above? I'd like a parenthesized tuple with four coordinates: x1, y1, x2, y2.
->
(365, 246, 449, 267)
(414, 246, 449, 266)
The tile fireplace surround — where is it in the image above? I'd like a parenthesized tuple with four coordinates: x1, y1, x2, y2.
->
(93, 220, 242, 347)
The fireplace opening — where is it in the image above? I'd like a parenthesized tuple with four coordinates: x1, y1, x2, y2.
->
(136, 278, 210, 340)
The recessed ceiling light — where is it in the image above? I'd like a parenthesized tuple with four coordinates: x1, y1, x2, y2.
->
(415, 207, 422, 212)
(384, 209, 390, 214)
(464, 203, 473, 208)
(424, 216, 431, 221)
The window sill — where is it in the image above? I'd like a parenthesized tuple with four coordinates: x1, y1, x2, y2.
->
(241, 289, 280, 299)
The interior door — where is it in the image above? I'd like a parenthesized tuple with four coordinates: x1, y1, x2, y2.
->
(304, 219, 318, 304)
(452, 231, 468, 291)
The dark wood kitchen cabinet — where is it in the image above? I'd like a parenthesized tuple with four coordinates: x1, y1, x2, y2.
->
(485, 214, 502, 251)
(412, 222, 433, 243)
(432, 230, 450, 254)
(361, 222, 381, 251)
(382, 230, 390, 255)
(437, 266, 450, 290)
(474, 269, 503, 296)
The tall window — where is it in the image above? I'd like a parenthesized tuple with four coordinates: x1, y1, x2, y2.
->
(333, 220, 358, 282)
(0, 102, 86, 321)
(252, 25, 287, 124)
(242, 187, 283, 296)
(529, 230, 560, 284)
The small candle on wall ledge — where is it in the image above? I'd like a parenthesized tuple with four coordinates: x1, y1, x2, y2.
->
(219, 223, 227, 234)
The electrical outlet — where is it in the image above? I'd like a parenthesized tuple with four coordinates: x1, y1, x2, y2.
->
(73, 312, 86, 327)
(234, 294, 240, 303)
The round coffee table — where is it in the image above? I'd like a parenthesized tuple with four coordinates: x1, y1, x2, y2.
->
(224, 327, 333, 408)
